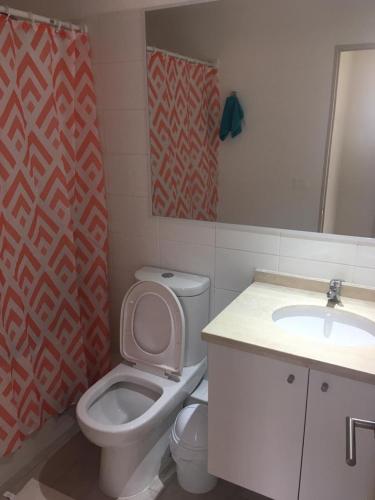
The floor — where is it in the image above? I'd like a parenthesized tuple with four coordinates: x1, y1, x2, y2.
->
(0, 433, 267, 500)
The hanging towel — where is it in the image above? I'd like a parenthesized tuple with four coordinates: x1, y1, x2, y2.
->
(219, 93, 244, 141)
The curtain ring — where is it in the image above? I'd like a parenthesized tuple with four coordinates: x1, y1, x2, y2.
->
(5, 7, 11, 21)
(29, 13, 36, 29)
(56, 21, 62, 33)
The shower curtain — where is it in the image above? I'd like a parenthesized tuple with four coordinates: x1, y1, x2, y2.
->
(147, 49, 220, 221)
(0, 17, 110, 456)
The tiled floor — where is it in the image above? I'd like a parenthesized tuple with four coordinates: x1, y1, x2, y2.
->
(1, 433, 267, 500)
(156, 476, 266, 500)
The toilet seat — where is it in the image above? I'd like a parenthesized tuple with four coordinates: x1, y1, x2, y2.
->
(120, 281, 185, 376)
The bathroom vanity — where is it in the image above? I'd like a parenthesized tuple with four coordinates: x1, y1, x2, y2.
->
(203, 271, 375, 500)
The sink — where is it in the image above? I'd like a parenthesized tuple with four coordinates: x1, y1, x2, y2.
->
(272, 305, 375, 347)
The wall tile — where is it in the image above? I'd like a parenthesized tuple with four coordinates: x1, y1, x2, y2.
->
(109, 232, 160, 276)
(280, 235, 357, 265)
(105, 154, 128, 196)
(216, 224, 280, 254)
(159, 218, 215, 246)
(160, 240, 215, 280)
(279, 228, 358, 243)
(102, 109, 147, 155)
(124, 196, 158, 239)
(105, 154, 149, 197)
(356, 242, 375, 269)
(96, 107, 107, 150)
(109, 285, 129, 349)
(279, 256, 354, 282)
(107, 194, 127, 233)
(352, 267, 375, 287)
(214, 288, 240, 317)
(215, 248, 278, 292)
(90, 10, 145, 64)
(108, 266, 134, 303)
(108, 193, 155, 237)
(95, 61, 146, 110)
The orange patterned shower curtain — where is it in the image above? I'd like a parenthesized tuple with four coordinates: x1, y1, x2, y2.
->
(0, 17, 110, 456)
(147, 49, 220, 221)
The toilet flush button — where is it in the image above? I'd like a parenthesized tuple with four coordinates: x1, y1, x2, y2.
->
(162, 272, 174, 278)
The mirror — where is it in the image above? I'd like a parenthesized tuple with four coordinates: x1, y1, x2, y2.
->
(145, 0, 375, 237)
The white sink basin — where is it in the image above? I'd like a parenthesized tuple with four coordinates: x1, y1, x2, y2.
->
(272, 305, 375, 347)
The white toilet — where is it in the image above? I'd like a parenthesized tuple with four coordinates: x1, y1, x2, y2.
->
(76, 267, 209, 499)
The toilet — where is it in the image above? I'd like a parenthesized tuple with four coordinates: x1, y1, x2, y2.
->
(76, 267, 209, 499)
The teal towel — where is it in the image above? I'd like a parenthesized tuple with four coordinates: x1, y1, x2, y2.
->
(219, 94, 244, 141)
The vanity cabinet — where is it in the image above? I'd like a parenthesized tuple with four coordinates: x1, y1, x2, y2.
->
(299, 370, 375, 500)
(208, 343, 309, 500)
(208, 344, 375, 500)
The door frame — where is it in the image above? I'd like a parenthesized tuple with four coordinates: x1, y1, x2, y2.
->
(318, 43, 375, 232)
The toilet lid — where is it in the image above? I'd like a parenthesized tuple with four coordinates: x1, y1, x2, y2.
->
(120, 281, 185, 375)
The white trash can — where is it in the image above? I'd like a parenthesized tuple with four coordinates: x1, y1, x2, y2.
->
(170, 404, 218, 494)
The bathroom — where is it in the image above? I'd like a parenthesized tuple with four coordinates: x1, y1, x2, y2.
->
(1, 0, 375, 498)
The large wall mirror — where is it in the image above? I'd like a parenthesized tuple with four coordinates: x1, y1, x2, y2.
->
(145, 0, 375, 238)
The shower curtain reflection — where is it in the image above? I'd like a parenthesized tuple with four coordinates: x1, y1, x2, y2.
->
(147, 48, 220, 221)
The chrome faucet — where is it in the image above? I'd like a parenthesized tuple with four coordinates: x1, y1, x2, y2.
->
(326, 279, 343, 307)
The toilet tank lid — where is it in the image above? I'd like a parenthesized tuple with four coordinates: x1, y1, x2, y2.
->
(135, 267, 210, 297)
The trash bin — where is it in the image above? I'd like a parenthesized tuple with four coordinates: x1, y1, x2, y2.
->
(170, 404, 217, 494)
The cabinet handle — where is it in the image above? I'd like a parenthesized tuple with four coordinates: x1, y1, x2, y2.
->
(287, 374, 295, 384)
(321, 382, 329, 392)
(346, 417, 375, 467)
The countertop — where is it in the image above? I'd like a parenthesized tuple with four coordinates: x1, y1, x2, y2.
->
(202, 271, 375, 384)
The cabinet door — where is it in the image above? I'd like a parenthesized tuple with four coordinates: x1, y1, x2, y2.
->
(300, 370, 375, 500)
(208, 343, 309, 500)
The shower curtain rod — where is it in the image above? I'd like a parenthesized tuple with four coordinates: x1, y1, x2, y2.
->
(0, 5, 85, 32)
(146, 46, 217, 68)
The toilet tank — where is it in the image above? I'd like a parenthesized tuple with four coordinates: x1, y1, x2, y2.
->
(134, 267, 210, 367)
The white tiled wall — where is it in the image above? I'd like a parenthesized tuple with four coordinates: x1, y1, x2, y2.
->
(87, 9, 375, 348)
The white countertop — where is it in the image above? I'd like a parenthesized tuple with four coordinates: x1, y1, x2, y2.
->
(202, 271, 375, 384)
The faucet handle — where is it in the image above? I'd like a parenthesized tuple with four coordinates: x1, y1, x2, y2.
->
(327, 279, 344, 306)
(329, 278, 344, 287)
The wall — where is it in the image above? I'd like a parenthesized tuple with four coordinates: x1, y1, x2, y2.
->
(9, 0, 215, 23)
(334, 50, 375, 237)
(84, 8, 375, 350)
(145, 0, 375, 231)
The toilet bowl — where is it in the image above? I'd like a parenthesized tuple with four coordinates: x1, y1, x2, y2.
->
(76, 267, 210, 499)
(77, 359, 206, 498)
